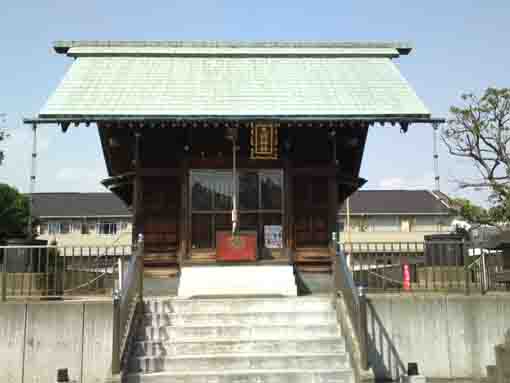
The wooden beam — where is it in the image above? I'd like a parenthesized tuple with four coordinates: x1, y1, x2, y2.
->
(132, 130, 142, 243)
(139, 168, 181, 177)
(291, 167, 336, 176)
(284, 158, 294, 262)
(179, 158, 189, 265)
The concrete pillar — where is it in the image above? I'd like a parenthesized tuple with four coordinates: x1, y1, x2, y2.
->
(495, 340, 510, 383)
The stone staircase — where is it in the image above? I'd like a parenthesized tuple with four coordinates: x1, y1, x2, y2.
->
(124, 296, 354, 383)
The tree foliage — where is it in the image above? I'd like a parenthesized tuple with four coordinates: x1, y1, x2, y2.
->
(443, 87, 510, 228)
(0, 183, 30, 240)
(449, 197, 489, 224)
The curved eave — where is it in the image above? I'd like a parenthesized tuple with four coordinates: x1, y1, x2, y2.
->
(101, 173, 134, 206)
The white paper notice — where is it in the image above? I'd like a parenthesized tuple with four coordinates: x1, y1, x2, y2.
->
(264, 225, 282, 248)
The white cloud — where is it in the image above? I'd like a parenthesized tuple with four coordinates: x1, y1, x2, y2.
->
(377, 172, 435, 190)
(55, 167, 106, 192)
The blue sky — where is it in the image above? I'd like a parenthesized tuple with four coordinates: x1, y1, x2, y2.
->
(0, 1, 509, 204)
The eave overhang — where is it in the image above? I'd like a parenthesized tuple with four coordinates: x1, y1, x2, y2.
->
(24, 115, 445, 126)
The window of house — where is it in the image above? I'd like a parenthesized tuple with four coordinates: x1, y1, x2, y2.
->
(81, 223, 89, 235)
(86, 222, 96, 234)
(48, 223, 58, 235)
(47, 222, 71, 235)
(368, 216, 399, 232)
(350, 216, 368, 232)
(72, 222, 82, 233)
(399, 216, 416, 232)
(96, 222, 119, 235)
(415, 216, 440, 232)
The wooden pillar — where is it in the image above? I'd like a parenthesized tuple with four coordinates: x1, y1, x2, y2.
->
(179, 157, 189, 264)
(132, 130, 142, 244)
(328, 175, 339, 246)
(284, 158, 294, 263)
(328, 128, 339, 254)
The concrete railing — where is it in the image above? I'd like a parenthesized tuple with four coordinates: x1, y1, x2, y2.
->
(331, 233, 373, 383)
(0, 244, 133, 300)
(111, 235, 144, 377)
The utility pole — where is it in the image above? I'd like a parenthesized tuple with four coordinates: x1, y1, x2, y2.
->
(432, 122, 441, 191)
(0, 113, 7, 165)
(27, 123, 38, 239)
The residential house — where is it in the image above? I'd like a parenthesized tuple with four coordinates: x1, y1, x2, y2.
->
(338, 190, 454, 243)
(32, 193, 132, 248)
(32, 190, 454, 248)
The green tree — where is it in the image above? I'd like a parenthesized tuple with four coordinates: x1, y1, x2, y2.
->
(442, 87, 510, 228)
(0, 183, 30, 239)
(449, 197, 489, 224)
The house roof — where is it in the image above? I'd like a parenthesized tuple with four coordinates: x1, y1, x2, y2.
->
(338, 190, 452, 215)
(31, 193, 130, 218)
(39, 40, 431, 120)
(31, 190, 451, 219)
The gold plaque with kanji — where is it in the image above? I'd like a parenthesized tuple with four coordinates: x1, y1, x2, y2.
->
(250, 122, 278, 159)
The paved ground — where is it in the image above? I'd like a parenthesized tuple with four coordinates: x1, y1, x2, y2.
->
(143, 271, 332, 297)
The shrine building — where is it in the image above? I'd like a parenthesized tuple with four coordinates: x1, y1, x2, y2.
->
(26, 40, 441, 268)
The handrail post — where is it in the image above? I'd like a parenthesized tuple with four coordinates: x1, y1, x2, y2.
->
(358, 286, 369, 370)
(111, 292, 121, 376)
(1, 250, 6, 302)
(480, 251, 487, 295)
(464, 240, 471, 296)
(117, 258, 123, 292)
(137, 234, 144, 305)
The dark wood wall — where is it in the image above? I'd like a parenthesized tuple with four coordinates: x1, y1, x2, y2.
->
(99, 121, 369, 265)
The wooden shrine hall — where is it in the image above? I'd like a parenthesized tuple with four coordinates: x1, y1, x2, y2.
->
(26, 40, 440, 270)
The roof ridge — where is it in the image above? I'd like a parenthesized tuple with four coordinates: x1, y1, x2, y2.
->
(428, 190, 452, 210)
(356, 189, 429, 192)
(54, 40, 412, 50)
(29, 192, 113, 196)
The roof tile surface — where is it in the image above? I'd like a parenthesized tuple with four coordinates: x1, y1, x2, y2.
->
(40, 55, 430, 118)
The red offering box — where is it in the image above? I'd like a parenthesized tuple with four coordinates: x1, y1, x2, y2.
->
(216, 231, 257, 261)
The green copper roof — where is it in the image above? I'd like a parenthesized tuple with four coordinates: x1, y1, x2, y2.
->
(39, 41, 430, 119)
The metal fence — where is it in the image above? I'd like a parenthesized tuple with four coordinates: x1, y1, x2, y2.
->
(0, 244, 133, 300)
(339, 240, 508, 294)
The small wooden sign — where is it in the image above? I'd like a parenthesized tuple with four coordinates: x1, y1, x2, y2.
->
(250, 122, 278, 159)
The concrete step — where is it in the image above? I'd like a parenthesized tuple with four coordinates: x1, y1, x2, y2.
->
(142, 311, 336, 327)
(138, 324, 340, 341)
(133, 337, 345, 357)
(129, 353, 348, 373)
(124, 369, 354, 383)
(178, 265, 298, 298)
(144, 297, 333, 314)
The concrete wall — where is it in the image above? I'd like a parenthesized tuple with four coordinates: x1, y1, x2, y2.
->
(367, 294, 510, 380)
(0, 300, 114, 383)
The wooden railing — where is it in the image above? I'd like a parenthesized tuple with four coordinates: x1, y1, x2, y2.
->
(111, 235, 144, 375)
